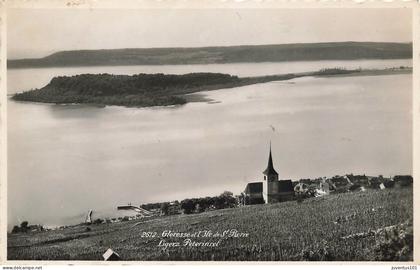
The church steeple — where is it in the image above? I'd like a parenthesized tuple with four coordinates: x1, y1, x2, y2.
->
(263, 142, 279, 181)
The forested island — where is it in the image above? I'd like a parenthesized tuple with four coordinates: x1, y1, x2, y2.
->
(8, 42, 412, 68)
(12, 67, 411, 108)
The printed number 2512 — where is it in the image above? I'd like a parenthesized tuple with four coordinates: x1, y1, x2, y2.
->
(141, 232, 157, 238)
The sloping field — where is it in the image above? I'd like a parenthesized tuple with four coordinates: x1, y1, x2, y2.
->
(8, 187, 412, 261)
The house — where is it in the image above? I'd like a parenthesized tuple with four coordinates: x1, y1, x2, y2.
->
(165, 201, 182, 215)
(244, 145, 294, 204)
(312, 178, 324, 186)
(294, 182, 308, 193)
(346, 174, 396, 189)
(393, 175, 413, 187)
(317, 179, 330, 195)
(103, 248, 121, 261)
(299, 179, 312, 186)
(346, 174, 370, 187)
(368, 176, 383, 189)
(382, 177, 395, 188)
(329, 175, 352, 193)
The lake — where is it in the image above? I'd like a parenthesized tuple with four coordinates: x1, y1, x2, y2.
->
(7, 59, 412, 228)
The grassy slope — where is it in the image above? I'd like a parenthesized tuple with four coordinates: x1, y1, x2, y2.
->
(8, 187, 412, 261)
(8, 42, 412, 68)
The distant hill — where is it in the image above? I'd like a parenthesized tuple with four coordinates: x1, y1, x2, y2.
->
(8, 42, 412, 69)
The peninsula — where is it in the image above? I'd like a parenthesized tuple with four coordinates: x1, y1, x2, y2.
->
(11, 67, 411, 108)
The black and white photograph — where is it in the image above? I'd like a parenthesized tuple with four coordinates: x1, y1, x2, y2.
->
(2, 1, 417, 263)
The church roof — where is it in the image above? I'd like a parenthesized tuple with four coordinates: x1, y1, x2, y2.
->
(244, 182, 263, 194)
(277, 180, 294, 192)
(263, 145, 278, 176)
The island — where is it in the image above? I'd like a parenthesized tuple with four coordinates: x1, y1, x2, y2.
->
(12, 67, 412, 108)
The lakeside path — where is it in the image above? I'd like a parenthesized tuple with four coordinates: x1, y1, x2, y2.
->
(7, 187, 412, 261)
(11, 67, 412, 108)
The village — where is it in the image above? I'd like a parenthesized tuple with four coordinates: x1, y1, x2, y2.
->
(10, 146, 413, 235)
(8, 161, 413, 261)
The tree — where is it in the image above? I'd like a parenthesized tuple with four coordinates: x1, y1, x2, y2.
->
(219, 191, 237, 208)
(11, 226, 20, 234)
(19, 221, 29, 232)
(181, 199, 195, 214)
(160, 202, 170, 216)
(20, 221, 28, 229)
(93, 218, 104, 224)
(221, 191, 233, 197)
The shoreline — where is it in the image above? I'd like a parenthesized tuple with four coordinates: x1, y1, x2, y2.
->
(8, 42, 412, 69)
(7, 58, 412, 70)
(7, 187, 413, 260)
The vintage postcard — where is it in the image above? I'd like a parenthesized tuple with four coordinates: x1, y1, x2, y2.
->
(0, 0, 418, 266)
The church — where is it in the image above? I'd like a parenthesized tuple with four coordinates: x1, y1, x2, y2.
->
(243, 145, 295, 205)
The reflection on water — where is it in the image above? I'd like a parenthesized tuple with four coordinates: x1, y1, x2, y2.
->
(47, 104, 106, 119)
(7, 61, 412, 229)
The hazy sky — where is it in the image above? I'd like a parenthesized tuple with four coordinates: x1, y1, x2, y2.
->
(8, 8, 412, 59)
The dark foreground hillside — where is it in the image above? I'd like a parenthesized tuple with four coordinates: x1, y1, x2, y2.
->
(8, 42, 412, 68)
(8, 187, 412, 261)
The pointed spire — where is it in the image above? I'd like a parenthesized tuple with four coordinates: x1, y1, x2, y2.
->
(263, 142, 278, 176)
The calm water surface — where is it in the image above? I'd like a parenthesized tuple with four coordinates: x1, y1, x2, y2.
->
(7, 60, 412, 228)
